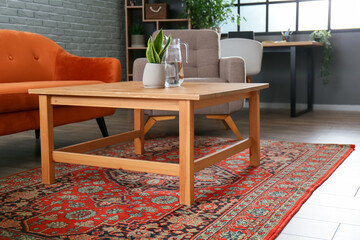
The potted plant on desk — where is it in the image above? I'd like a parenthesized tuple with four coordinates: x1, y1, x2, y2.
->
(310, 30, 333, 84)
(142, 29, 172, 88)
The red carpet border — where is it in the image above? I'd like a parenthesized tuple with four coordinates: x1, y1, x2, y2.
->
(0, 136, 355, 239)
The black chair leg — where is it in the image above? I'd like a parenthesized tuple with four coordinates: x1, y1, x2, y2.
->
(96, 117, 109, 137)
(35, 129, 40, 139)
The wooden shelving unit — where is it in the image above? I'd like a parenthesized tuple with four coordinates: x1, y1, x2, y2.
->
(125, 0, 191, 81)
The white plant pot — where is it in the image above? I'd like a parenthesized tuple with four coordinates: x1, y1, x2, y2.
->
(131, 35, 145, 47)
(142, 63, 165, 88)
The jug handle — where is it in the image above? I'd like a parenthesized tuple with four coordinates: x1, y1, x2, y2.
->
(181, 42, 189, 63)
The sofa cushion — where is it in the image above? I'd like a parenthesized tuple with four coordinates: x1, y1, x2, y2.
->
(0, 106, 115, 136)
(0, 81, 103, 114)
(55, 50, 121, 83)
(0, 29, 61, 83)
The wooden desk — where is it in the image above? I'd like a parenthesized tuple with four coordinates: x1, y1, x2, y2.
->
(262, 41, 323, 117)
(29, 81, 269, 205)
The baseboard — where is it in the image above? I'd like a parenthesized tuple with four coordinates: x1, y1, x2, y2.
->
(313, 104, 360, 111)
(243, 102, 360, 112)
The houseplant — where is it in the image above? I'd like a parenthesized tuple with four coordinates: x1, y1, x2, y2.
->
(143, 29, 172, 88)
(182, 0, 242, 32)
(129, 24, 145, 47)
(310, 30, 333, 84)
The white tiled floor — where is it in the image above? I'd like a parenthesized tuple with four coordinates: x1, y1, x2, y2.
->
(333, 224, 360, 240)
(276, 149, 360, 240)
(279, 218, 339, 239)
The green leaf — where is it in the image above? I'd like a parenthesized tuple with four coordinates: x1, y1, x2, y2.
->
(159, 34, 172, 61)
(152, 44, 161, 63)
(153, 29, 163, 54)
(146, 37, 155, 63)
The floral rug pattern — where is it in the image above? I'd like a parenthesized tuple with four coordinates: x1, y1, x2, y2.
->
(0, 136, 354, 239)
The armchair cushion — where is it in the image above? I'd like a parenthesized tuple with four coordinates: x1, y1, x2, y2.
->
(161, 30, 220, 78)
(133, 58, 148, 83)
(219, 57, 246, 83)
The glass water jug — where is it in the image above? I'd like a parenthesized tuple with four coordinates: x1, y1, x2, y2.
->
(163, 38, 188, 87)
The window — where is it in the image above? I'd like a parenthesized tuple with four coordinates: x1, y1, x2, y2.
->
(239, 5, 266, 32)
(221, 6, 239, 34)
(240, 0, 266, 3)
(331, 0, 360, 30)
(298, 1, 329, 31)
(221, 0, 360, 33)
(268, 2, 296, 32)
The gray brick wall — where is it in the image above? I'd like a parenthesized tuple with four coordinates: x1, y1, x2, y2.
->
(0, 0, 126, 80)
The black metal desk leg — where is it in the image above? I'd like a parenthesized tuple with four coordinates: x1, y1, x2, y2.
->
(290, 46, 296, 117)
(307, 48, 314, 111)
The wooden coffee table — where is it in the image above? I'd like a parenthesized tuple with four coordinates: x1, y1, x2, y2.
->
(29, 81, 269, 205)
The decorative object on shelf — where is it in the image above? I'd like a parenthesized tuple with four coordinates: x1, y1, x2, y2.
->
(281, 28, 293, 42)
(164, 38, 189, 87)
(143, 29, 172, 88)
(129, 24, 145, 47)
(309, 30, 333, 84)
(125, 1, 190, 82)
(145, 3, 168, 19)
(183, 0, 243, 31)
(130, 0, 136, 6)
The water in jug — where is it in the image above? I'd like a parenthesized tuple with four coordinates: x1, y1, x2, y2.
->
(163, 38, 188, 87)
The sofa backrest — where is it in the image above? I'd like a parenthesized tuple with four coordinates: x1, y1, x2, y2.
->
(0, 29, 61, 83)
(157, 30, 220, 78)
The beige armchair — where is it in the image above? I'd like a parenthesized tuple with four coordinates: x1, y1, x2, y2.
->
(133, 29, 246, 139)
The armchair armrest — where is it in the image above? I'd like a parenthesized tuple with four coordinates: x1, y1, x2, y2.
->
(219, 57, 246, 83)
(133, 58, 148, 82)
(54, 50, 121, 83)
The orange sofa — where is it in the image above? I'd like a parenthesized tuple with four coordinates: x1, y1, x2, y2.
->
(0, 29, 121, 137)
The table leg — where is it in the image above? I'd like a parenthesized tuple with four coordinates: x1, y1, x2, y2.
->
(179, 100, 194, 205)
(39, 95, 55, 184)
(249, 91, 260, 167)
(290, 46, 297, 117)
(134, 109, 144, 155)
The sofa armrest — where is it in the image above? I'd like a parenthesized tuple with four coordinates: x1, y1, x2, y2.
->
(219, 57, 246, 83)
(133, 58, 148, 82)
(54, 50, 121, 83)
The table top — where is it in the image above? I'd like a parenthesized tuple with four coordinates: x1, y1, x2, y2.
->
(262, 41, 324, 47)
(29, 81, 269, 101)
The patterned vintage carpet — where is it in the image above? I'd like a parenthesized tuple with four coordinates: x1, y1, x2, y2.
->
(0, 136, 354, 240)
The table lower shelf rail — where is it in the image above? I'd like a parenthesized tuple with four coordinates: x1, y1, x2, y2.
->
(51, 134, 252, 179)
